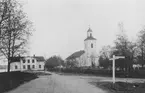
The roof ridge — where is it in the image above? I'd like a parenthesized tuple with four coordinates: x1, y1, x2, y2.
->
(66, 50, 85, 60)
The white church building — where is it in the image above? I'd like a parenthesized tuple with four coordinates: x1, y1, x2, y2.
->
(10, 55, 45, 71)
(66, 28, 99, 67)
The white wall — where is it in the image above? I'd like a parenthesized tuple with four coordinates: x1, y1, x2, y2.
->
(84, 40, 99, 66)
(10, 57, 45, 71)
(20, 57, 37, 71)
(10, 62, 21, 71)
(37, 62, 44, 70)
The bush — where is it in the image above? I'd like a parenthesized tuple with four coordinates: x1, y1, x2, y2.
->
(45, 56, 64, 69)
(47, 67, 145, 78)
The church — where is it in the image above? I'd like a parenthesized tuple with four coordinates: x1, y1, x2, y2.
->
(66, 28, 99, 67)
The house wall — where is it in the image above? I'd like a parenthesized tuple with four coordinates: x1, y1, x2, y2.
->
(20, 57, 37, 71)
(10, 57, 45, 71)
(10, 62, 21, 71)
(37, 62, 44, 70)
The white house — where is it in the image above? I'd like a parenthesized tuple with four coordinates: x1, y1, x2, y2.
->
(66, 28, 99, 67)
(10, 55, 45, 71)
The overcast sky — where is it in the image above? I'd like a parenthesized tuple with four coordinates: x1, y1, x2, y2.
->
(21, 0, 145, 59)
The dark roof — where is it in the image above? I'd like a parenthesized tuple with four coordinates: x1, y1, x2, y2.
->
(10, 57, 24, 63)
(34, 56, 45, 62)
(66, 50, 85, 60)
(84, 36, 96, 41)
(10, 56, 45, 63)
(87, 28, 92, 32)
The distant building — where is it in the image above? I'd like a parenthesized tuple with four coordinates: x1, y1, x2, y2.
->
(66, 28, 99, 67)
(10, 55, 45, 71)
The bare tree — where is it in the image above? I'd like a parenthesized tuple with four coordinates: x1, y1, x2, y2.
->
(0, 0, 32, 72)
(137, 27, 145, 68)
(113, 23, 134, 71)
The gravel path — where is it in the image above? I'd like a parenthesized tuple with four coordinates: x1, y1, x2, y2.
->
(7, 73, 107, 93)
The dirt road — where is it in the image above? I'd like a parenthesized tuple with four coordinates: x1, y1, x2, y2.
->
(7, 72, 107, 93)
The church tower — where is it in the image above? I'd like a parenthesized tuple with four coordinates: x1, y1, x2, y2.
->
(84, 28, 97, 67)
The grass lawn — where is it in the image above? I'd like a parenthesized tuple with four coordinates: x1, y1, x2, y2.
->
(0, 71, 38, 93)
(90, 81, 145, 93)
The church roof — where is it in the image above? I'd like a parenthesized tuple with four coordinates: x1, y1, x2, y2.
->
(84, 36, 96, 41)
(87, 28, 92, 32)
(66, 50, 85, 60)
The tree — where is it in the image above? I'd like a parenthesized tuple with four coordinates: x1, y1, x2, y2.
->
(137, 27, 145, 67)
(45, 56, 64, 69)
(99, 56, 110, 69)
(66, 60, 79, 68)
(113, 23, 134, 71)
(0, 0, 32, 72)
(99, 45, 112, 69)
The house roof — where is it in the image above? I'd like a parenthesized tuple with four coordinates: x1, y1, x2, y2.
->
(34, 56, 45, 62)
(84, 36, 96, 41)
(66, 50, 85, 60)
(10, 56, 45, 63)
(10, 57, 24, 63)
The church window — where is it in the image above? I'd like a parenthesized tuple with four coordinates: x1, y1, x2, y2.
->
(90, 33, 92, 37)
(91, 43, 93, 48)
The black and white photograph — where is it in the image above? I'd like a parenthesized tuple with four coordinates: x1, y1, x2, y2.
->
(0, 0, 145, 93)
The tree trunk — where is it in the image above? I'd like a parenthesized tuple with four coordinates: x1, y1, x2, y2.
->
(7, 58, 11, 72)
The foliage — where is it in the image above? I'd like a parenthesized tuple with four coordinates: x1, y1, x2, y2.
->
(99, 56, 110, 69)
(98, 23, 145, 70)
(0, 0, 32, 72)
(99, 45, 112, 69)
(112, 23, 134, 71)
(66, 60, 79, 68)
(136, 28, 145, 67)
(45, 55, 64, 69)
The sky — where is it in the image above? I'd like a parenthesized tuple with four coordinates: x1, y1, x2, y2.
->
(21, 0, 145, 59)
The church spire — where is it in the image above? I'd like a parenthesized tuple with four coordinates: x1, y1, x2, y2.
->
(87, 27, 93, 37)
(84, 27, 96, 41)
(87, 27, 92, 32)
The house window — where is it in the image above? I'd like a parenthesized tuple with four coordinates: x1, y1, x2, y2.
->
(91, 43, 93, 48)
(32, 59, 35, 63)
(23, 65, 25, 69)
(15, 65, 18, 69)
(39, 65, 41, 68)
(27, 65, 30, 70)
(32, 65, 35, 69)
(28, 59, 30, 63)
(23, 59, 25, 63)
